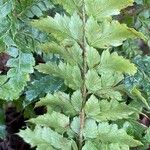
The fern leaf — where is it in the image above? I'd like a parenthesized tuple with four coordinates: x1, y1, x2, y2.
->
(85, 96, 135, 121)
(53, 0, 82, 14)
(31, 12, 83, 42)
(83, 120, 142, 147)
(29, 111, 69, 134)
(18, 125, 73, 150)
(85, 0, 134, 20)
(39, 42, 82, 66)
(97, 122, 142, 147)
(86, 18, 146, 49)
(87, 45, 100, 69)
(0, 52, 35, 100)
(83, 141, 130, 150)
(36, 62, 82, 90)
(85, 95, 100, 117)
(35, 92, 77, 116)
(98, 50, 137, 75)
(71, 90, 82, 112)
(100, 70, 124, 88)
(96, 89, 122, 101)
(85, 69, 102, 93)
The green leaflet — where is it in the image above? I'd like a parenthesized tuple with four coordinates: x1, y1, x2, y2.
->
(71, 116, 80, 134)
(52, 0, 82, 15)
(71, 90, 82, 112)
(83, 119, 98, 139)
(83, 120, 142, 147)
(85, 69, 102, 93)
(82, 141, 97, 150)
(85, 95, 100, 117)
(35, 92, 77, 116)
(31, 12, 83, 42)
(98, 50, 137, 75)
(82, 141, 130, 150)
(96, 89, 122, 101)
(85, 0, 134, 20)
(29, 111, 69, 134)
(85, 96, 135, 121)
(0, 52, 35, 100)
(39, 42, 82, 66)
(86, 18, 146, 49)
(35, 62, 82, 90)
(97, 122, 142, 147)
(97, 100, 135, 121)
(87, 45, 100, 69)
(99, 123, 141, 146)
(100, 70, 124, 88)
(18, 125, 73, 150)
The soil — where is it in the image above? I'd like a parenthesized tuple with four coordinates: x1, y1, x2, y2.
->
(0, 107, 34, 150)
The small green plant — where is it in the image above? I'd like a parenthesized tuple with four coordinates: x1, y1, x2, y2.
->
(18, 0, 150, 149)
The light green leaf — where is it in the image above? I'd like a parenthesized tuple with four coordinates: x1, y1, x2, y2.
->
(98, 50, 137, 75)
(35, 62, 82, 90)
(71, 116, 80, 134)
(85, 17, 101, 48)
(35, 92, 76, 116)
(63, 64, 82, 90)
(83, 141, 130, 150)
(31, 15, 68, 40)
(53, 0, 82, 14)
(40, 42, 82, 66)
(100, 70, 124, 88)
(96, 89, 122, 101)
(83, 122, 141, 148)
(86, 19, 146, 49)
(71, 90, 82, 112)
(85, 95, 100, 116)
(82, 141, 97, 150)
(31, 12, 82, 42)
(97, 122, 142, 147)
(35, 62, 62, 77)
(29, 111, 69, 134)
(87, 45, 100, 69)
(83, 119, 98, 138)
(69, 12, 83, 41)
(85, 69, 101, 93)
(92, 100, 135, 121)
(18, 125, 73, 150)
(99, 143, 130, 150)
(85, 0, 134, 20)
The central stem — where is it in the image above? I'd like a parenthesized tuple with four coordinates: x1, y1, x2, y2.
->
(79, 0, 87, 149)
